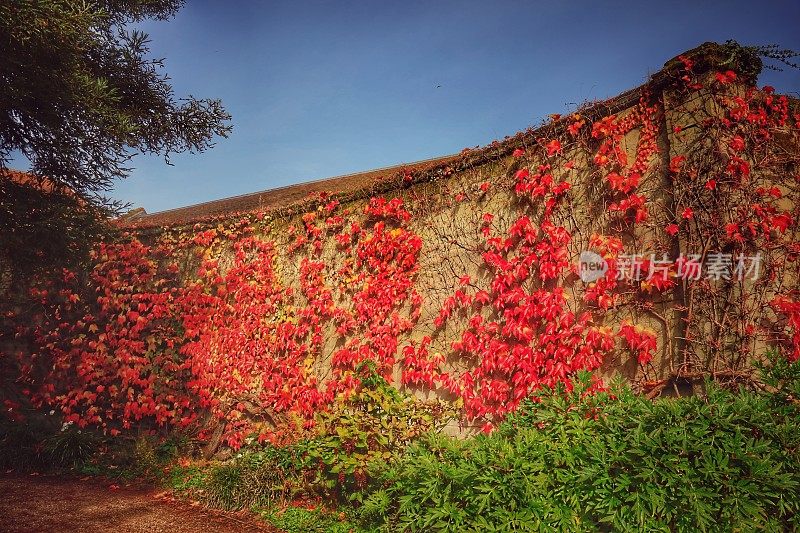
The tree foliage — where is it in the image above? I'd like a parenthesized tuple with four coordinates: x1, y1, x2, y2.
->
(0, 0, 231, 201)
(0, 0, 231, 290)
(0, 172, 109, 287)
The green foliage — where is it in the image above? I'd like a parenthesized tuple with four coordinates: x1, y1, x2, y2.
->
(79, 433, 193, 481)
(758, 348, 800, 408)
(723, 39, 800, 71)
(163, 444, 301, 511)
(0, 415, 101, 471)
(196, 447, 299, 510)
(0, 174, 112, 289)
(131, 435, 160, 476)
(358, 369, 800, 532)
(295, 363, 458, 502)
(166, 463, 207, 492)
(261, 506, 374, 533)
(235, 446, 298, 507)
(0, 0, 231, 200)
(42, 428, 101, 468)
(168, 368, 458, 511)
(0, 0, 231, 295)
(204, 461, 245, 510)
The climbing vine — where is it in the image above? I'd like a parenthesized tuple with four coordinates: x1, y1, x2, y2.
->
(2, 44, 798, 447)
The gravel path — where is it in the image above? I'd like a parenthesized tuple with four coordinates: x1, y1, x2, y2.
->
(0, 473, 279, 533)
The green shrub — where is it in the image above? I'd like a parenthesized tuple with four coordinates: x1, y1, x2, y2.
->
(359, 367, 800, 531)
(179, 446, 301, 510)
(43, 428, 101, 468)
(291, 363, 458, 502)
(205, 461, 245, 510)
(0, 418, 101, 471)
(166, 463, 208, 492)
(166, 365, 458, 514)
(261, 506, 373, 533)
(121, 433, 193, 480)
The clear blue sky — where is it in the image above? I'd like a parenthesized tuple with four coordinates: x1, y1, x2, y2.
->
(57, 1, 800, 212)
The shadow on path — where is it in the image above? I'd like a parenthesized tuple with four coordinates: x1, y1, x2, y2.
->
(0, 473, 279, 533)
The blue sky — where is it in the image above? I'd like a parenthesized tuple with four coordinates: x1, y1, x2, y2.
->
(41, 1, 800, 212)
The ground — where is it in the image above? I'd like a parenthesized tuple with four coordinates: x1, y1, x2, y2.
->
(0, 473, 278, 533)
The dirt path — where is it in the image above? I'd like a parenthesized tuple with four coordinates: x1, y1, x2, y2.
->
(0, 473, 279, 533)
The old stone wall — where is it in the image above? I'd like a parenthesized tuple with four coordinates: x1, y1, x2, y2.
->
(5, 43, 798, 442)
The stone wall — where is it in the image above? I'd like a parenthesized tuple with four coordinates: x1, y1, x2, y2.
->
(5, 43, 798, 441)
